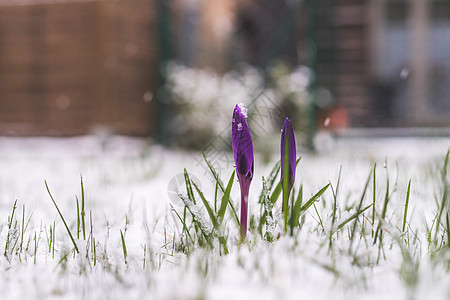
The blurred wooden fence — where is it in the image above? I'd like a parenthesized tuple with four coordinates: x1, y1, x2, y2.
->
(315, 0, 369, 126)
(0, 0, 156, 135)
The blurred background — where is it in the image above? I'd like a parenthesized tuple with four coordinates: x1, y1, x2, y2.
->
(0, 0, 449, 149)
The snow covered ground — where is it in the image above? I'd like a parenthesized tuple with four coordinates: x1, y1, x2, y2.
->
(0, 135, 449, 300)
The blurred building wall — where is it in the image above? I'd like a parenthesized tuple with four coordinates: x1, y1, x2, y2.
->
(318, 0, 450, 127)
(171, 0, 238, 72)
(0, 0, 156, 136)
(234, 0, 300, 68)
(234, 0, 450, 128)
(316, 0, 369, 126)
(2, 0, 449, 137)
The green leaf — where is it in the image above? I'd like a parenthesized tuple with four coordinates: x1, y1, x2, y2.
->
(218, 171, 235, 224)
(45, 181, 79, 254)
(202, 153, 239, 226)
(270, 183, 282, 204)
(446, 211, 450, 249)
(299, 183, 330, 215)
(348, 169, 372, 250)
(214, 180, 219, 213)
(291, 185, 303, 228)
(170, 204, 194, 244)
(76, 196, 80, 240)
(184, 169, 196, 205)
(178, 193, 213, 248)
(402, 179, 411, 232)
(259, 160, 281, 204)
(333, 204, 373, 234)
(192, 181, 218, 228)
(192, 174, 231, 255)
(374, 161, 390, 245)
(81, 175, 86, 241)
(120, 230, 127, 263)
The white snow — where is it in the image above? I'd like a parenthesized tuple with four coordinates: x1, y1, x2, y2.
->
(0, 135, 448, 300)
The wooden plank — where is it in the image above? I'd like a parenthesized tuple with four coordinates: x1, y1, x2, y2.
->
(0, 0, 156, 136)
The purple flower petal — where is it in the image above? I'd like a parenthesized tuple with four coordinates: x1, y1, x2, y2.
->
(232, 104, 254, 181)
(281, 117, 296, 191)
(232, 103, 254, 240)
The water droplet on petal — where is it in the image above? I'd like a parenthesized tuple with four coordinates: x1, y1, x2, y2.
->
(237, 123, 243, 131)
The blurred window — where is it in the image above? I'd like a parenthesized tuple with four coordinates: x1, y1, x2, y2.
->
(386, 1, 409, 23)
(379, 1, 411, 121)
(428, 0, 450, 112)
(374, 0, 450, 125)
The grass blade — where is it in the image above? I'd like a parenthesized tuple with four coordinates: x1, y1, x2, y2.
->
(76, 196, 80, 239)
(259, 160, 280, 204)
(178, 193, 213, 248)
(20, 205, 25, 252)
(184, 169, 196, 205)
(218, 171, 235, 224)
(214, 180, 219, 213)
(313, 203, 324, 232)
(441, 148, 449, 182)
(433, 181, 448, 244)
(270, 183, 282, 204)
(291, 185, 303, 229)
(4, 200, 18, 257)
(374, 161, 390, 245)
(192, 180, 229, 254)
(269, 158, 301, 207)
(202, 153, 239, 225)
(192, 180, 218, 228)
(328, 166, 342, 251)
(170, 204, 194, 244)
(372, 163, 377, 228)
(434, 149, 449, 244)
(349, 169, 372, 251)
(81, 175, 86, 240)
(300, 183, 330, 215)
(45, 181, 79, 254)
(333, 204, 373, 234)
(402, 179, 411, 232)
(120, 230, 127, 263)
(446, 211, 450, 248)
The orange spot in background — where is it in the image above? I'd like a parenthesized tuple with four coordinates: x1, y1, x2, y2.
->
(329, 107, 348, 129)
(319, 107, 348, 130)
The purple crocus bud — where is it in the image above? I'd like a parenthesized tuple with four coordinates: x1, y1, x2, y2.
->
(232, 103, 254, 240)
(281, 117, 296, 198)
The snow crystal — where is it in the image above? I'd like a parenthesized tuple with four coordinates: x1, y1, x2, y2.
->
(237, 103, 248, 118)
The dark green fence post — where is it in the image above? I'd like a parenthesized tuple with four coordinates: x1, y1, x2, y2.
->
(306, 0, 317, 150)
(155, 0, 172, 144)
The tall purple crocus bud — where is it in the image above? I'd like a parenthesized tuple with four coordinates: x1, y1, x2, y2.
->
(232, 103, 254, 240)
(281, 117, 296, 217)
